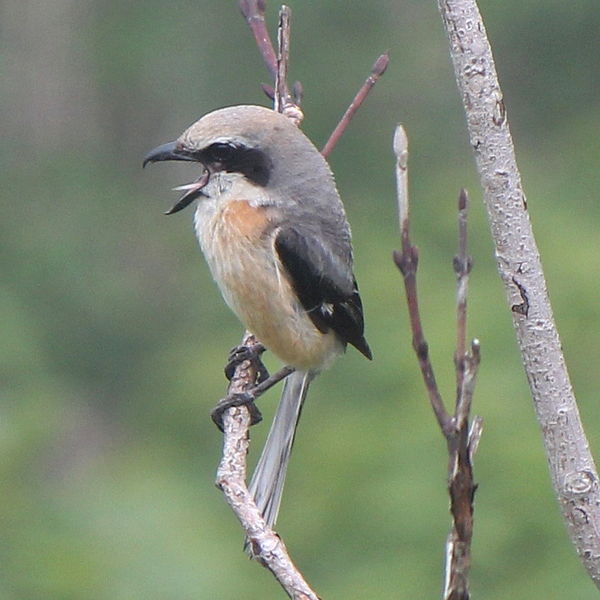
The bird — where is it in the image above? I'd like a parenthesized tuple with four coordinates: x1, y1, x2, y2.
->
(144, 104, 371, 531)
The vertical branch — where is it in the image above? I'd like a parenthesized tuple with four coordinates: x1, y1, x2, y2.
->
(453, 188, 472, 417)
(393, 125, 452, 433)
(437, 0, 600, 587)
(274, 6, 291, 112)
(444, 191, 480, 600)
(393, 126, 482, 600)
(215, 338, 320, 600)
(274, 6, 303, 126)
(217, 5, 385, 598)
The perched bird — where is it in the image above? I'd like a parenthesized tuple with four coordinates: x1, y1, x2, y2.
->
(144, 105, 371, 530)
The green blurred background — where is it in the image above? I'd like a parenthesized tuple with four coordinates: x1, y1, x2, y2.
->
(3, 1, 600, 598)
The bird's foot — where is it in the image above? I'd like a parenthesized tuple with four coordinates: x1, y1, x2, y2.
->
(224, 342, 269, 383)
(211, 391, 263, 432)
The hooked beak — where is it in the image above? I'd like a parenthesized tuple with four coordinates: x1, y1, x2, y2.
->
(142, 141, 197, 168)
(143, 141, 209, 215)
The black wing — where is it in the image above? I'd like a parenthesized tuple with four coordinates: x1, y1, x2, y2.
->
(275, 226, 372, 360)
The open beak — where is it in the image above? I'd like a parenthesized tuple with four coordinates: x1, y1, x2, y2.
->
(143, 141, 210, 214)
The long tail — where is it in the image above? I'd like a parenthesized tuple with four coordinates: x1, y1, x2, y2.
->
(248, 369, 314, 529)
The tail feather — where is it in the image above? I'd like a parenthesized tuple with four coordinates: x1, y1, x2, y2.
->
(248, 369, 314, 529)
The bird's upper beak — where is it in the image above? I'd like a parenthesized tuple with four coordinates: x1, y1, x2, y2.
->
(142, 141, 198, 168)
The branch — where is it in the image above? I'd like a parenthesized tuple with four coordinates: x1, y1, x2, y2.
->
(215, 334, 319, 600)
(321, 52, 389, 159)
(239, 0, 278, 81)
(393, 126, 481, 600)
(217, 5, 387, 597)
(241, 0, 387, 156)
(437, 0, 600, 588)
(214, 6, 318, 599)
(393, 125, 451, 434)
(274, 6, 303, 125)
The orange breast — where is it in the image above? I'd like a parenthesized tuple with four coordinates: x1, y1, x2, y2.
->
(198, 197, 342, 370)
(220, 200, 270, 240)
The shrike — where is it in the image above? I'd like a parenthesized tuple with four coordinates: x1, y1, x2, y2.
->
(144, 105, 371, 529)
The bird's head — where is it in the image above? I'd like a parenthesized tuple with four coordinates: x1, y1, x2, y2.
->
(143, 105, 332, 215)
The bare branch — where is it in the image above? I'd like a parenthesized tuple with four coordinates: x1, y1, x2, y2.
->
(216, 6, 387, 597)
(453, 188, 471, 404)
(215, 333, 319, 600)
(321, 52, 389, 158)
(437, 0, 600, 587)
(393, 127, 481, 600)
(213, 7, 317, 598)
(274, 6, 303, 125)
(239, 0, 278, 81)
(392, 125, 452, 433)
(274, 5, 290, 113)
(444, 202, 480, 600)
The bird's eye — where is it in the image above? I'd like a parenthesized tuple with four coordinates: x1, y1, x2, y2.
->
(206, 142, 237, 163)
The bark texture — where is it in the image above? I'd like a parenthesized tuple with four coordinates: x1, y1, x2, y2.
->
(437, 0, 600, 587)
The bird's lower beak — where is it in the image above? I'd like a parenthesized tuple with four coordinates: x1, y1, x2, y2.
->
(142, 141, 197, 168)
(143, 140, 210, 215)
(166, 170, 210, 215)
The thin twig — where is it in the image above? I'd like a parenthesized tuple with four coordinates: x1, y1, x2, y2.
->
(239, 0, 278, 81)
(437, 0, 600, 587)
(393, 127, 481, 600)
(274, 6, 290, 112)
(218, 5, 385, 598)
(216, 338, 318, 600)
(392, 125, 451, 433)
(454, 188, 470, 405)
(321, 53, 390, 158)
(274, 6, 303, 125)
(446, 192, 480, 600)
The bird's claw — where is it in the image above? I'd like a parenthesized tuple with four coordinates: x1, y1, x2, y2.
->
(211, 391, 263, 432)
(224, 343, 269, 383)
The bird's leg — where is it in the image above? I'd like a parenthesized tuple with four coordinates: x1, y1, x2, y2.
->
(224, 342, 269, 383)
(211, 365, 296, 432)
(250, 364, 295, 397)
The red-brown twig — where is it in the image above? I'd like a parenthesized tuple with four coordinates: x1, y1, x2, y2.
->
(239, 0, 278, 81)
(392, 125, 451, 434)
(444, 190, 481, 600)
(454, 188, 470, 402)
(393, 125, 482, 600)
(321, 52, 389, 158)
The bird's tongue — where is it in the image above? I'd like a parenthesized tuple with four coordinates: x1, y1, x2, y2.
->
(165, 170, 210, 215)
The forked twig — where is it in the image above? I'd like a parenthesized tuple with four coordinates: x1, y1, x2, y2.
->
(393, 125, 481, 600)
(240, 0, 387, 156)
